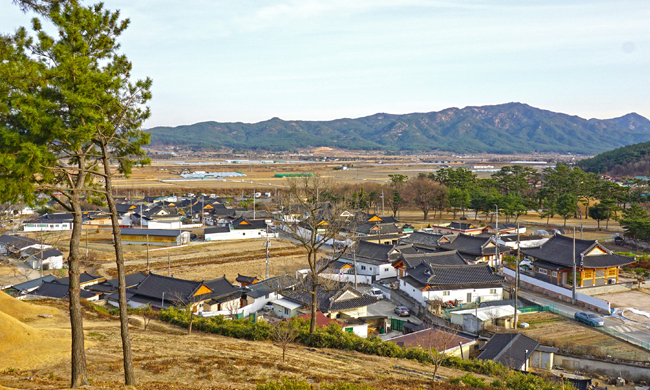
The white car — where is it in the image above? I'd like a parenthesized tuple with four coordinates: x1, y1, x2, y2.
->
(262, 302, 274, 311)
(366, 288, 384, 300)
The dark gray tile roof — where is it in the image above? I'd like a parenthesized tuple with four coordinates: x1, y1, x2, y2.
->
(354, 222, 402, 236)
(400, 232, 445, 248)
(449, 222, 479, 230)
(284, 286, 377, 313)
(522, 234, 635, 269)
(104, 272, 149, 289)
(243, 275, 297, 299)
(351, 240, 393, 261)
(236, 274, 259, 284)
(205, 226, 230, 234)
(11, 275, 58, 292)
(27, 213, 73, 223)
(204, 276, 239, 296)
(55, 272, 101, 285)
(31, 281, 97, 299)
(398, 250, 468, 268)
(441, 233, 510, 257)
(0, 235, 39, 250)
(26, 248, 63, 260)
(405, 263, 504, 287)
(531, 260, 570, 271)
(127, 273, 205, 303)
(478, 333, 540, 369)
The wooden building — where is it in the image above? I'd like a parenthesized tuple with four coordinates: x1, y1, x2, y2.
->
(522, 234, 635, 288)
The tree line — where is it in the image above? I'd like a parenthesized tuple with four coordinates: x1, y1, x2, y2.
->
(324, 165, 650, 234)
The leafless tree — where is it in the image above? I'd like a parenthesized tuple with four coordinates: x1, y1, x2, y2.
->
(415, 324, 461, 389)
(223, 297, 241, 320)
(404, 176, 448, 220)
(170, 292, 197, 335)
(281, 176, 352, 334)
(273, 320, 299, 363)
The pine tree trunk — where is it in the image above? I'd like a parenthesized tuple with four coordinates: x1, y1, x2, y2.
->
(69, 200, 89, 388)
(101, 146, 136, 386)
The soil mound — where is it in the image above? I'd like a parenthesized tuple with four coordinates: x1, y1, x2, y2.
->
(0, 310, 70, 370)
(0, 291, 59, 320)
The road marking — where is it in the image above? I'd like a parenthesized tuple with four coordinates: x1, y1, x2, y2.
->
(611, 325, 635, 333)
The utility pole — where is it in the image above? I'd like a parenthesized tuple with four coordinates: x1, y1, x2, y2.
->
(265, 224, 270, 280)
(146, 234, 150, 271)
(580, 223, 583, 240)
(353, 233, 358, 289)
(168, 251, 171, 276)
(253, 189, 256, 220)
(572, 226, 577, 305)
(494, 204, 499, 272)
(514, 222, 520, 326)
(39, 229, 43, 278)
(380, 190, 385, 216)
(85, 229, 89, 257)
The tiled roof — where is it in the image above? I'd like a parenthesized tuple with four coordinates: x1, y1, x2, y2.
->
(405, 263, 503, 288)
(441, 233, 509, 257)
(351, 240, 393, 261)
(400, 232, 445, 248)
(26, 248, 63, 260)
(55, 272, 102, 285)
(0, 235, 39, 250)
(296, 311, 344, 328)
(284, 286, 377, 313)
(127, 273, 205, 303)
(205, 226, 230, 234)
(204, 275, 239, 296)
(354, 222, 402, 236)
(521, 234, 635, 268)
(478, 333, 539, 369)
(31, 281, 97, 299)
(397, 250, 468, 268)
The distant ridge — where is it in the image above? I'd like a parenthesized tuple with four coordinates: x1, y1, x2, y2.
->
(146, 103, 650, 154)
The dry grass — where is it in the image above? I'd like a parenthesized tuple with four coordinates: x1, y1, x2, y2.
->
(514, 312, 649, 361)
(0, 300, 491, 390)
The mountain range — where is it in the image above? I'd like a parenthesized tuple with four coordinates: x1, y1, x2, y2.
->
(145, 103, 650, 154)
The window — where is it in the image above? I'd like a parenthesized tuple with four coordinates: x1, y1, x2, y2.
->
(608, 268, 617, 276)
(265, 294, 269, 299)
(490, 289, 497, 294)
(584, 270, 593, 278)
(284, 308, 289, 315)
(442, 291, 450, 296)
(361, 265, 366, 270)
(552, 271, 558, 277)
(384, 268, 389, 272)
(538, 268, 548, 275)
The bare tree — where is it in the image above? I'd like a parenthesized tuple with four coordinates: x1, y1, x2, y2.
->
(404, 176, 448, 220)
(281, 176, 352, 334)
(415, 325, 461, 389)
(273, 320, 299, 363)
(170, 292, 197, 335)
(223, 297, 242, 320)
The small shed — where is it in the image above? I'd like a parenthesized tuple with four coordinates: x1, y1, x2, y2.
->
(273, 299, 302, 318)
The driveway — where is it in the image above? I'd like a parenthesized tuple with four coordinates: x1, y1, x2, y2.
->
(366, 299, 422, 325)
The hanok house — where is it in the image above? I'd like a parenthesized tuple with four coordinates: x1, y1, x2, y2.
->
(398, 231, 454, 250)
(120, 228, 191, 247)
(281, 285, 378, 319)
(339, 240, 426, 281)
(521, 234, 635, 287)
(110, 272, 240, 312)
(398, 263, 504, 305)
(440, 233, 510, 267)
(478, 333, 558, 371)
(392, 250, 468, 278)
(236, 274, 260, 287)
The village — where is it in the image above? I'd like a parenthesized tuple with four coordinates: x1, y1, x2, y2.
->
(1, 170, 650, 390)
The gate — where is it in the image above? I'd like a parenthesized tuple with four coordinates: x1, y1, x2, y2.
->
(391, 317, 406, 332)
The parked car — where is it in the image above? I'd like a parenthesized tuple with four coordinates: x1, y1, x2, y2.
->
(574, 312, 605, 327)
(262, 302, 274, 311)
(394, 306, 411, 317)
(366, 288, 384, 300)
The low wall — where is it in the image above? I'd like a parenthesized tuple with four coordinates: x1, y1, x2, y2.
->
(319, 273, 373, 285)
(556, 354, 650, 381)
(504, 268, 610, 313)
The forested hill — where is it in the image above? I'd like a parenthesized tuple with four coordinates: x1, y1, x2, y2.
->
(577, 140, 650, 176)
(146, 103, 650, 154)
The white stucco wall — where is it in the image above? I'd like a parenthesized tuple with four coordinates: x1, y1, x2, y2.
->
(399, 278, 503, 305)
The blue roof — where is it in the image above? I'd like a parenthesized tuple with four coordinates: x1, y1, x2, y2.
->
(11, 275, 58, 292)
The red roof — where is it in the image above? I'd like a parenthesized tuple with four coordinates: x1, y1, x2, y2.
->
(389, 328, 474, 351)
(296, 311, 344, 328)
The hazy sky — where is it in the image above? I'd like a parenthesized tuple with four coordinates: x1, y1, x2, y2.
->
(1, 0, 648, 128)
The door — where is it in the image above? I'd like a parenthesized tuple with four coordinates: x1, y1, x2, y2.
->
(467, 293, 472, 303)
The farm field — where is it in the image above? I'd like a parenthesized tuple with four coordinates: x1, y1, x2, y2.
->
(513, 312, 649, 361)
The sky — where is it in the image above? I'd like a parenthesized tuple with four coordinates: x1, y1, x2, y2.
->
(1, 0, 649, 128)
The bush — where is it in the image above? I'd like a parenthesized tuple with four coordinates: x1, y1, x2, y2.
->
(159, 309, 571, 390)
